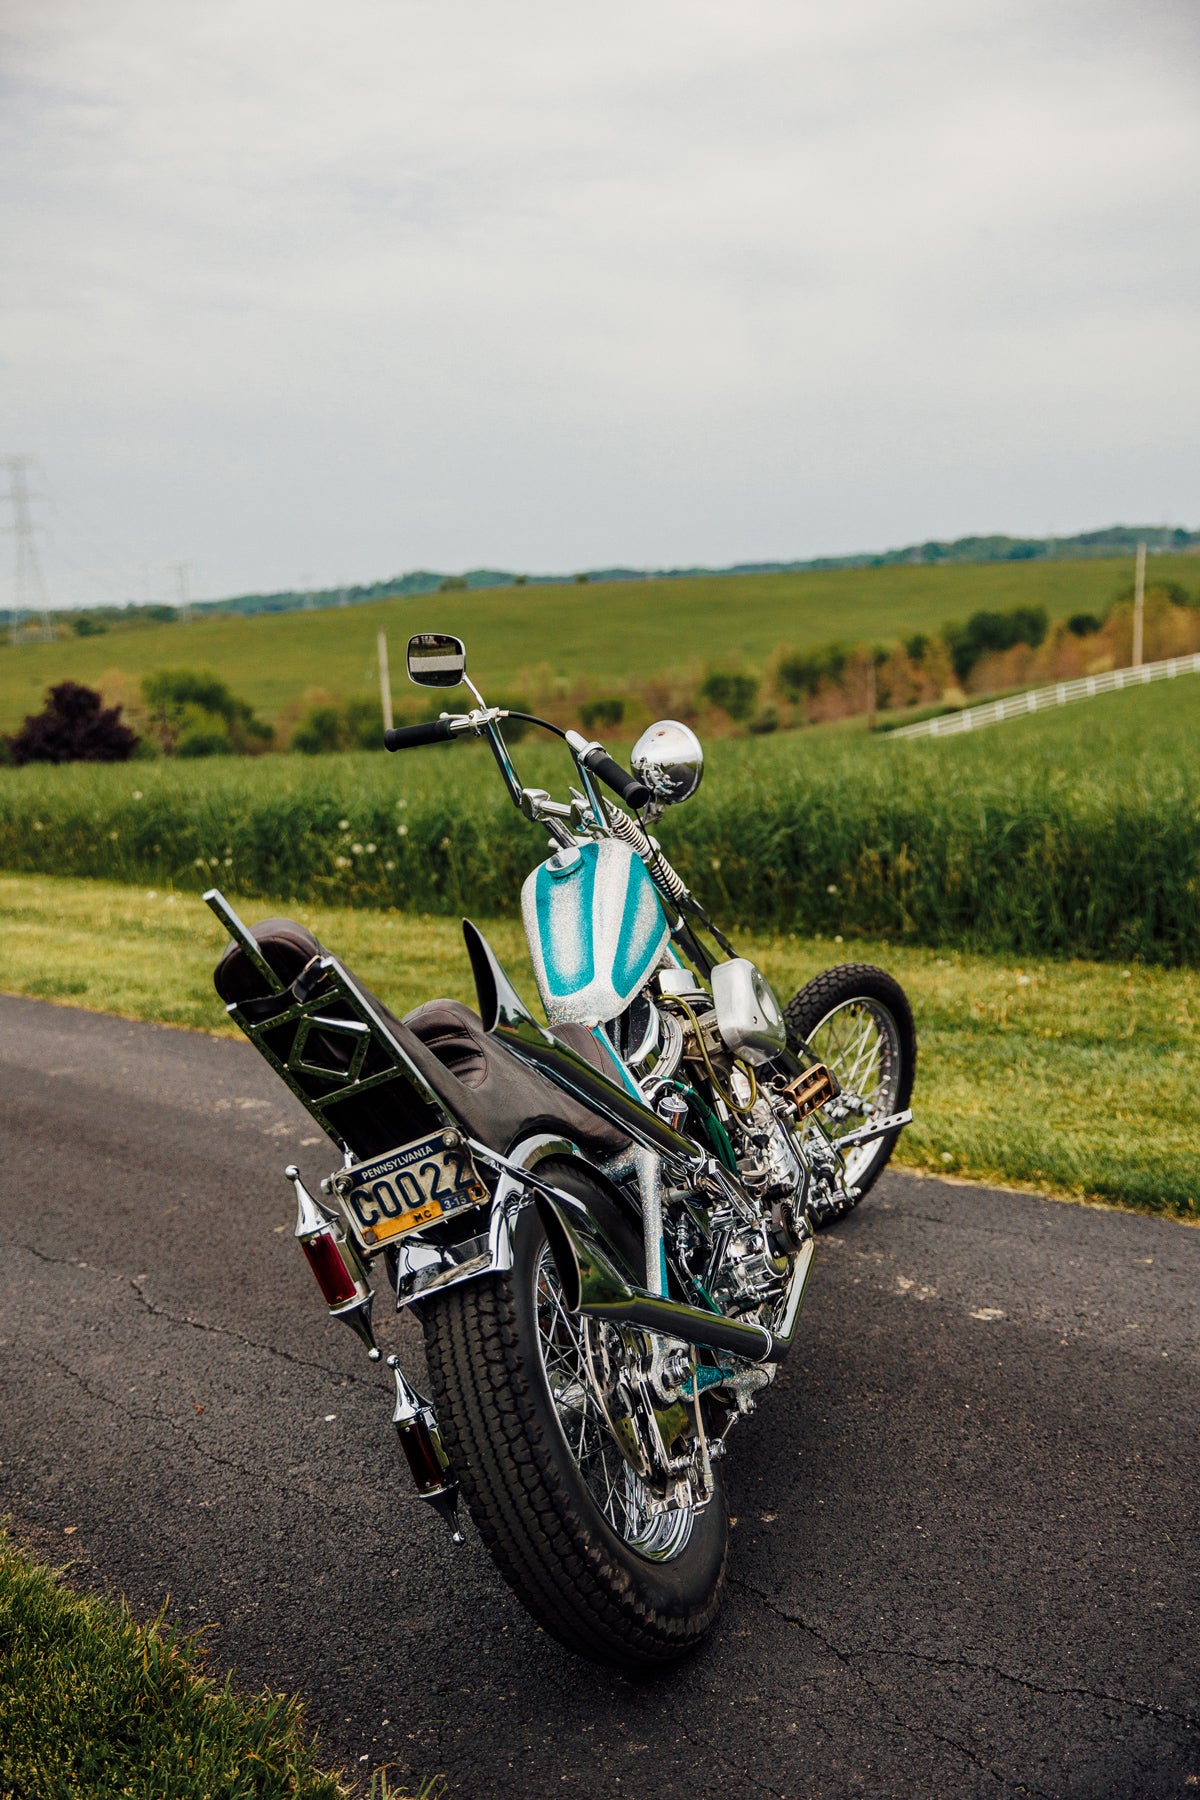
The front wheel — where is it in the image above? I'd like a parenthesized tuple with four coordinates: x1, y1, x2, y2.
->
(785, 962, 916, 1204)
(420, 1161, 729, 1668)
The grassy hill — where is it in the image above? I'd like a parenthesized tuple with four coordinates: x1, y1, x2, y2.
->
(3, 554, 1195, 734)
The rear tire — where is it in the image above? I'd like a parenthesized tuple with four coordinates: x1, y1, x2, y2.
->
(420, 1160, 729, 1668)
(785, 963, 916, 1205)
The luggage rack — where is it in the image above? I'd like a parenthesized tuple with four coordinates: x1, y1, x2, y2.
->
(204, 889, 447, 1161)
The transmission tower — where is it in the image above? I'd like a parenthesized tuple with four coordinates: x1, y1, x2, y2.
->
(2, 455, 55, 644)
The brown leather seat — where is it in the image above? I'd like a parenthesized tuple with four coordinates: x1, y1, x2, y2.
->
(214, 920, 629, 1160)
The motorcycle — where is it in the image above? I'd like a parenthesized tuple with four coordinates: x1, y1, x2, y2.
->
(205, 631, 915, 1668)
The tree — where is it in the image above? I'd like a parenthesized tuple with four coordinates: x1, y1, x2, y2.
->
(6, 681, 139, 764)
(142, 669, 273, 755)
(1066, 612, 1102, 638)
(699, 670, 760, 721)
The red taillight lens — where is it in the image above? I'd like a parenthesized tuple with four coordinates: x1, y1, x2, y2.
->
(301, 1229, 359, 1307)
(397, 1416, 449, 1491)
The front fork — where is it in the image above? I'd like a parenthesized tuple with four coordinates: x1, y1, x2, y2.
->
(285, 1166, 465, 1542)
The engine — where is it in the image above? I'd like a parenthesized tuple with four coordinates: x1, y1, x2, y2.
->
(609, 973, 816, 1325)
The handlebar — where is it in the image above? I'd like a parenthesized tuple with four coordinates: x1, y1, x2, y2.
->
(383, 712, 650, 812)
(383, 718, 458, 752)
(579, 746, 651, 810)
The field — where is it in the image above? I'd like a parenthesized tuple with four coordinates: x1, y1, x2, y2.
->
(0, 872, 1195, 1217)
(3, 553, 1196, 733)
(0, 677, 1196, 964)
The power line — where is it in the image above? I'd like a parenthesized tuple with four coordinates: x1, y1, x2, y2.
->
(2, 455, 55, 643)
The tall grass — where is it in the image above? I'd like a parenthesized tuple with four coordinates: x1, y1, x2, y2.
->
(1, 680, 1196, 964)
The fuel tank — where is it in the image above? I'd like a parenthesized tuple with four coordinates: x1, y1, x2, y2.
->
(521, 838, 670, 1027)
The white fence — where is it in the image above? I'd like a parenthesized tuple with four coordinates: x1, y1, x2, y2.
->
(887, 651, 1200, 741)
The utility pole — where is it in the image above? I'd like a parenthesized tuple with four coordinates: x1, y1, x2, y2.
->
(378, 629, 394, 732)
(3, 454, 54, 643)
(172, 560, 193, 622)
(1132, 540, 1146, 670)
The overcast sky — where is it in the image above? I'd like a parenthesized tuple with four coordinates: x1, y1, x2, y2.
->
(2, 0, 1198, 607)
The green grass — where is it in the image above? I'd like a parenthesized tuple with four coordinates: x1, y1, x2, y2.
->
(0, 1529, 427, 1800)
(3, 554, 1194, 733)
(0, 677, 1196, 964)
(1, 873, 1195, 1218)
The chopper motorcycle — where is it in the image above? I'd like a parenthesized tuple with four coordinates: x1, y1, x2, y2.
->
(205, 632, 915, 1668)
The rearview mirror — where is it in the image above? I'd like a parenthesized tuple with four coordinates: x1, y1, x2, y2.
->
(630, 719, 704, 805)
(407, 632, 466, 688)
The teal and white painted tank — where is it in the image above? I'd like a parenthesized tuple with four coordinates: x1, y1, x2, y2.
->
(521, 839, 671, 1027)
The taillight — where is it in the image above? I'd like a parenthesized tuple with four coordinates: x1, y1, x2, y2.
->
(396, 1414, 450, 1491)
(300, 1227, 359, 1307)
(285, 1163, 379, 1360)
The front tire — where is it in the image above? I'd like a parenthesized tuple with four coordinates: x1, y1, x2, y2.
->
(785, 962, 916, 1204)
(420, 1160, 729, 1668)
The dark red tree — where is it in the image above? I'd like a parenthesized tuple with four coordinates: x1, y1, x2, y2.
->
(6, 681, 140, 764)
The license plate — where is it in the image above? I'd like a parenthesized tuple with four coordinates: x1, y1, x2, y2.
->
(333, 1130, 488, 1249)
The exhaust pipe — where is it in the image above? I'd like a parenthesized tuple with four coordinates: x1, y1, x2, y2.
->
(534, 1190, 814, 1366)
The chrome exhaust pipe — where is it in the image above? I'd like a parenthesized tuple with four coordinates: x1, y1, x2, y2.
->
(535, 1191, 814, 1365)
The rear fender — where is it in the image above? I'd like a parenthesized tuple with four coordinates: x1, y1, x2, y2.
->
(391, 1133, 639, 1308)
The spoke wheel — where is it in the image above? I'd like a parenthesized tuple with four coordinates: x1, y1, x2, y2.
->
(785, 962, 916, 1204)
(534, 1245, 693, 1562)
(420, 1158, 729, 1667)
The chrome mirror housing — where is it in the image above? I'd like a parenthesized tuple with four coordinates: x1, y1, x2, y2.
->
(630, 720, 704, 806)
(407, 633, 467, 688)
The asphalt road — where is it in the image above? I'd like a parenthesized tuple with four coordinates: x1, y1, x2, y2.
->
(0, 993, 1196, 1799)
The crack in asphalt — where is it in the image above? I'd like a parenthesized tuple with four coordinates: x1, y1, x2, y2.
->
(126, 1275, 369, 1387)
(732, 1575, 1199, 1762)
(33, 1342, 276, 1487)
(670, 1714, 788, 1800)
(14, 1238, 370, 1388)
(729, 1577, 1045, 1795)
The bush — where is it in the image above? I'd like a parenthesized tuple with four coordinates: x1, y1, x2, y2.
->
(903, 633, 929, 663)
(700, 670, 760, 721)
(579, 697, 626, 731)
(1067, 612, 1102, 638)
(176, 720, 234, 757)
(1111, 579, 1196, 611)
(343, 695, 384, 750)
(747, 708, 779, 735)
(942, 605, 1048, 681)
(5, 682, 139, 765)
(292, 704, 344, 755)
(777, 644, 848, 700)
(70, 615, 107, 637)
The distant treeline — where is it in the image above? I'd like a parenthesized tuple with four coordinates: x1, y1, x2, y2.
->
(15, 523, 1197, 631)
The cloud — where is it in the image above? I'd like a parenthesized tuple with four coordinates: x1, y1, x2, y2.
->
(1, 0, 1197, 603)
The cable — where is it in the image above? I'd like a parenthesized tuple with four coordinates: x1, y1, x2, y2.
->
(670, 992, 758, 1117)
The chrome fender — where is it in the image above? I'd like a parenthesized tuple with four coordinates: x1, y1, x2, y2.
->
(392, 1133, 579, 1307)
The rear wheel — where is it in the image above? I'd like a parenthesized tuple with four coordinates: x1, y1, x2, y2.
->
(785, 963, 915, 1204)
(420, 1160, 729, 1668)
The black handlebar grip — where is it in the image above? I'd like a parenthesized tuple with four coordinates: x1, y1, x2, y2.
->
(383, 717, 458, 752)
(581, 747, 652, 810)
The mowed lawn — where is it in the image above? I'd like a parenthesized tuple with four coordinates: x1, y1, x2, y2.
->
(2, 553, 1192, 733)
(1, 873, 1194, 1219)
